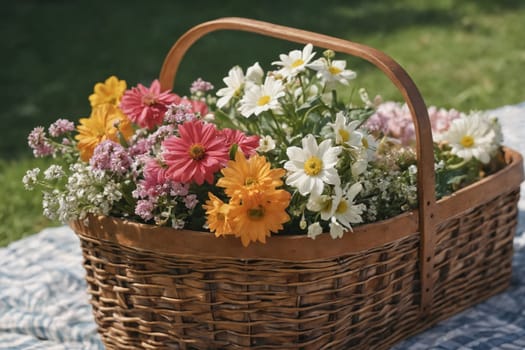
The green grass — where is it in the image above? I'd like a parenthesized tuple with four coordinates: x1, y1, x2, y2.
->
(2, 0, 525, 246)
(0, 158, 58, 246)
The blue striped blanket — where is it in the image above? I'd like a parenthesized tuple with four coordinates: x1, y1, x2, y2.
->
(1, 103, 524, 349)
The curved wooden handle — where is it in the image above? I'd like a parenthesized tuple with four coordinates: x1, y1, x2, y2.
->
(159, 17, 437, 315)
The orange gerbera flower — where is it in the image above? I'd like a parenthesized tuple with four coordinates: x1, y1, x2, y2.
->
(229, 189, 291, 247)
(217, 151, 286, 199)
(75, 104, 133, 161)
(203, 193, 233, 237)
(89, 76, 127, 107)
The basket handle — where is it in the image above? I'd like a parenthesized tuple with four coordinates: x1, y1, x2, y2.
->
(159, 17, 437, 316)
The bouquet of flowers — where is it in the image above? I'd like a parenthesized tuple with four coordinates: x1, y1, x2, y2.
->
(24, 44, 505, 247)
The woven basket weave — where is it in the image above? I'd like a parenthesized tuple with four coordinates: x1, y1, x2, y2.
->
(70, 18, 524, 350)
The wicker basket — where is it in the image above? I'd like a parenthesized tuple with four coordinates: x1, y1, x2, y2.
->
(70, 18, 524, 350)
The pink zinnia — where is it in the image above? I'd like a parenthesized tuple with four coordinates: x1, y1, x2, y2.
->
(220, 128, 260, 157)
(120, 79, 179, 129)
(162, 120, 229, 185)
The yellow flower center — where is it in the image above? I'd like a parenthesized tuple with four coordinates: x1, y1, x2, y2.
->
(320, 196, 332, 212)
(142, 94, 156, 106)
(460, 135, 475, 148)
(245, 177, 257, 186)
(336, 200, 348, 214)
(329, 65, 342, 75)
(362, 137, 369, 149)
(247, 205, 265, 220)
(234, 88, 242, 98)
(304, 156, 323, 176)
(339, 129, 350, 142)
(291, 58, 305, 68)
(189, 144, 205, 160)
(257, 95, 271, 106)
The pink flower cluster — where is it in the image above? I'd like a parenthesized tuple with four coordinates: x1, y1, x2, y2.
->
(28, 119, 75, 158)
(366, 102, 461, 145)
(49, 118, 75, 137)
(132, 158, 197, 222)
(90, 140, 132, 175)
(427, 105, 461, 134)
(28, 127, 54, 157)
(190, 78, 214, 94)
(164, 103, 198, 124)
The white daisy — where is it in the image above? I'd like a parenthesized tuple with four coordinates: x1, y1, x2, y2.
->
(310, 58, 357, 85)
(272, 43, 316, 79)
(307, 222, 324, 240)
(332, 182, 365, 231)
(284, 134, 341, 196)
(216, 66, 245, 109)
(442, 112, 499, 164)
(257, 135, 276, 153)
(328, 112, 362, 148)
(307, 183, 365, 232)
(306, 192, 334, 220)
(359, 129, 378, 161)
(238, 77, 285, 117)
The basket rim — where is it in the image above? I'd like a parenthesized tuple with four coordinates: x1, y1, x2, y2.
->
(70, 147, 523, 262)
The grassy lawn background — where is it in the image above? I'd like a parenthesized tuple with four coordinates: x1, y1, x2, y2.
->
(1, 0, 524, 245)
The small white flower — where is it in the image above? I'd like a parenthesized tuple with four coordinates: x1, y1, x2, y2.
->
(238, 77, 285, 117)
(489, 115, 504, 145)
(245, 62, 264, 85)
(272, 43, 316, 79)
(307, 222, 323, 240)
(293, 83, 320, 104)
(359, 88, 382, 108)
(329, 218, 345, 239)
(23, 168, 41, 190)
(285, 134, 341, 196)
(258, 135, 276, 153)
(299, 214, 307, 230)
(171, 218, 185, 230)
(442, 112, 499, 164)
(44, 164, 64, 180)
(310, 58, 356, 85)
(216, 66, 245, 109)
(351, 150, 369, 177)
(328, 112, 362, 148)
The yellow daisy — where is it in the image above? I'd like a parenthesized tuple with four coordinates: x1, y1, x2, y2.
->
(88, 76, 127, 107)
(75, 104, 133, 161)
(217, 151, 286, 199)
(229, 189, 291, 247)
(203, 193, 233, 237)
